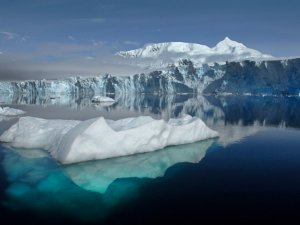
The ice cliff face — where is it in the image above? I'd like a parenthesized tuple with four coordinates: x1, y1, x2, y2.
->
(204, 58, 300, 95)
(0, 58, 299, 97)
(0, 60, 224, 96)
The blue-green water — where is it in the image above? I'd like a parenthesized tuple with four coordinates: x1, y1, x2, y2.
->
(0, 95, 300, 224)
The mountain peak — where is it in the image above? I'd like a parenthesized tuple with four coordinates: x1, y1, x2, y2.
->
(116, 38, 273, 69)
(224, 36, 233, 42)
(215, 37, 245, 48)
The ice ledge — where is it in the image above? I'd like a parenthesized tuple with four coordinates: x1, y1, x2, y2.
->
(0, 115, 218, 164)
(0, 106, 25, 116)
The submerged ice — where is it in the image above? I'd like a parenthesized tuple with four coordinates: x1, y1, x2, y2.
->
(64, 139, 214, 193)
(0, 145, 112, 222)
(0, 136, 215, 220)
(0, 115, 218, 164)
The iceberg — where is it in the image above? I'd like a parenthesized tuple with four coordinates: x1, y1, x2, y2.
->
(91, 96, 115, 103)
(91, 95, 115, 106)
(0, 106, 25, 116)
(0, 115, 218, 164)
(0, 117, 80, 150)
(64, 139, 214, 193)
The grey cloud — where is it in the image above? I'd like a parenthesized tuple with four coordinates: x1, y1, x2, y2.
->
(0, 31, 18, 40)
(0, 63, 36, 80)
(68, 35, 75, 40)
(73, 17, 106, 24)
(85, 56, 95, 60)
(0, 51, 144, 81)
(89, 18, 106, 23)
(90, 40, 105, 46)
(0, 31, 30, 42)
(124, 41, 140, 46)
(21, 36, 30, 42)
(0, 39, 148, 81)
(34, 42, 96, 57)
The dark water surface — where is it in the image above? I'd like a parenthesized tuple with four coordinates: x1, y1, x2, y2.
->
(0, 94, 300, 224)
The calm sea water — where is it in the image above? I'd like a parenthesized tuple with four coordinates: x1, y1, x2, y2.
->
(0, 94, 300, 224)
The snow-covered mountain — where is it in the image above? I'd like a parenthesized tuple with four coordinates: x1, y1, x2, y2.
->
(117, 42, 213, 58)
(212, 37, 267, 56)
(116, 37, 273, 69)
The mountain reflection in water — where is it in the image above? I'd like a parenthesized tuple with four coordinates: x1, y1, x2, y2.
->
(1, 93, 300, 224)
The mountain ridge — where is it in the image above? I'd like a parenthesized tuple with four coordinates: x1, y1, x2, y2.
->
(116, 37, 273, 69)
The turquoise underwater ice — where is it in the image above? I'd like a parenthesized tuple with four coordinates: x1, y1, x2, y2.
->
(0, 139, 215, 222)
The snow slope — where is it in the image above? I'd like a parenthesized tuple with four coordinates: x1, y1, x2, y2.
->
(117, 42, 213, 58)
(0, 117, 80, 150)
(0, 115, 218, 164)
(116, 37, 273, 69)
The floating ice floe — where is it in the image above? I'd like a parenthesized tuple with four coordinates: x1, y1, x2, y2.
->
(0, 117, 80, 149)
(0, 106, 26, 116)
(91, 96, 115, 103)
(0, 115, 218, 164)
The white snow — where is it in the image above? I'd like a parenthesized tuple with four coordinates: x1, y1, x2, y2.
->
(91, 96, 115, 103)
(117, 42, 213, 58)
(0, 106, 26, 116)
(0, 117, 80, 150)
(0, 115, 218, 164)
(212, 37, 262, 56)
(281, 59, 288, 67)
(116, 37, 274, 69)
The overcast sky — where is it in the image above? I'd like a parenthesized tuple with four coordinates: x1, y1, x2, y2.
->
(0, 0, 300, 80)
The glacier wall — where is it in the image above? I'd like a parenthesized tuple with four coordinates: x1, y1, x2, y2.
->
(0, 58, 300, 97)
(204, 58, 300, 95)
(0, 61, 222, 97)
(0, 71, 196, 96)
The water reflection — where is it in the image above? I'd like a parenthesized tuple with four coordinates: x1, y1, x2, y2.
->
(1, 93, 300, 223)
(205, 95, 300, 127)
(1, 93, 299, 128)
(64, 139, 214, 194)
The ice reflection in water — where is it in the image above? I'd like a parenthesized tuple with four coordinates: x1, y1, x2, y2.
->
(1, 93, 300, 128)
(64, 139, 214, 194)
(0, 138, 216, 220)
